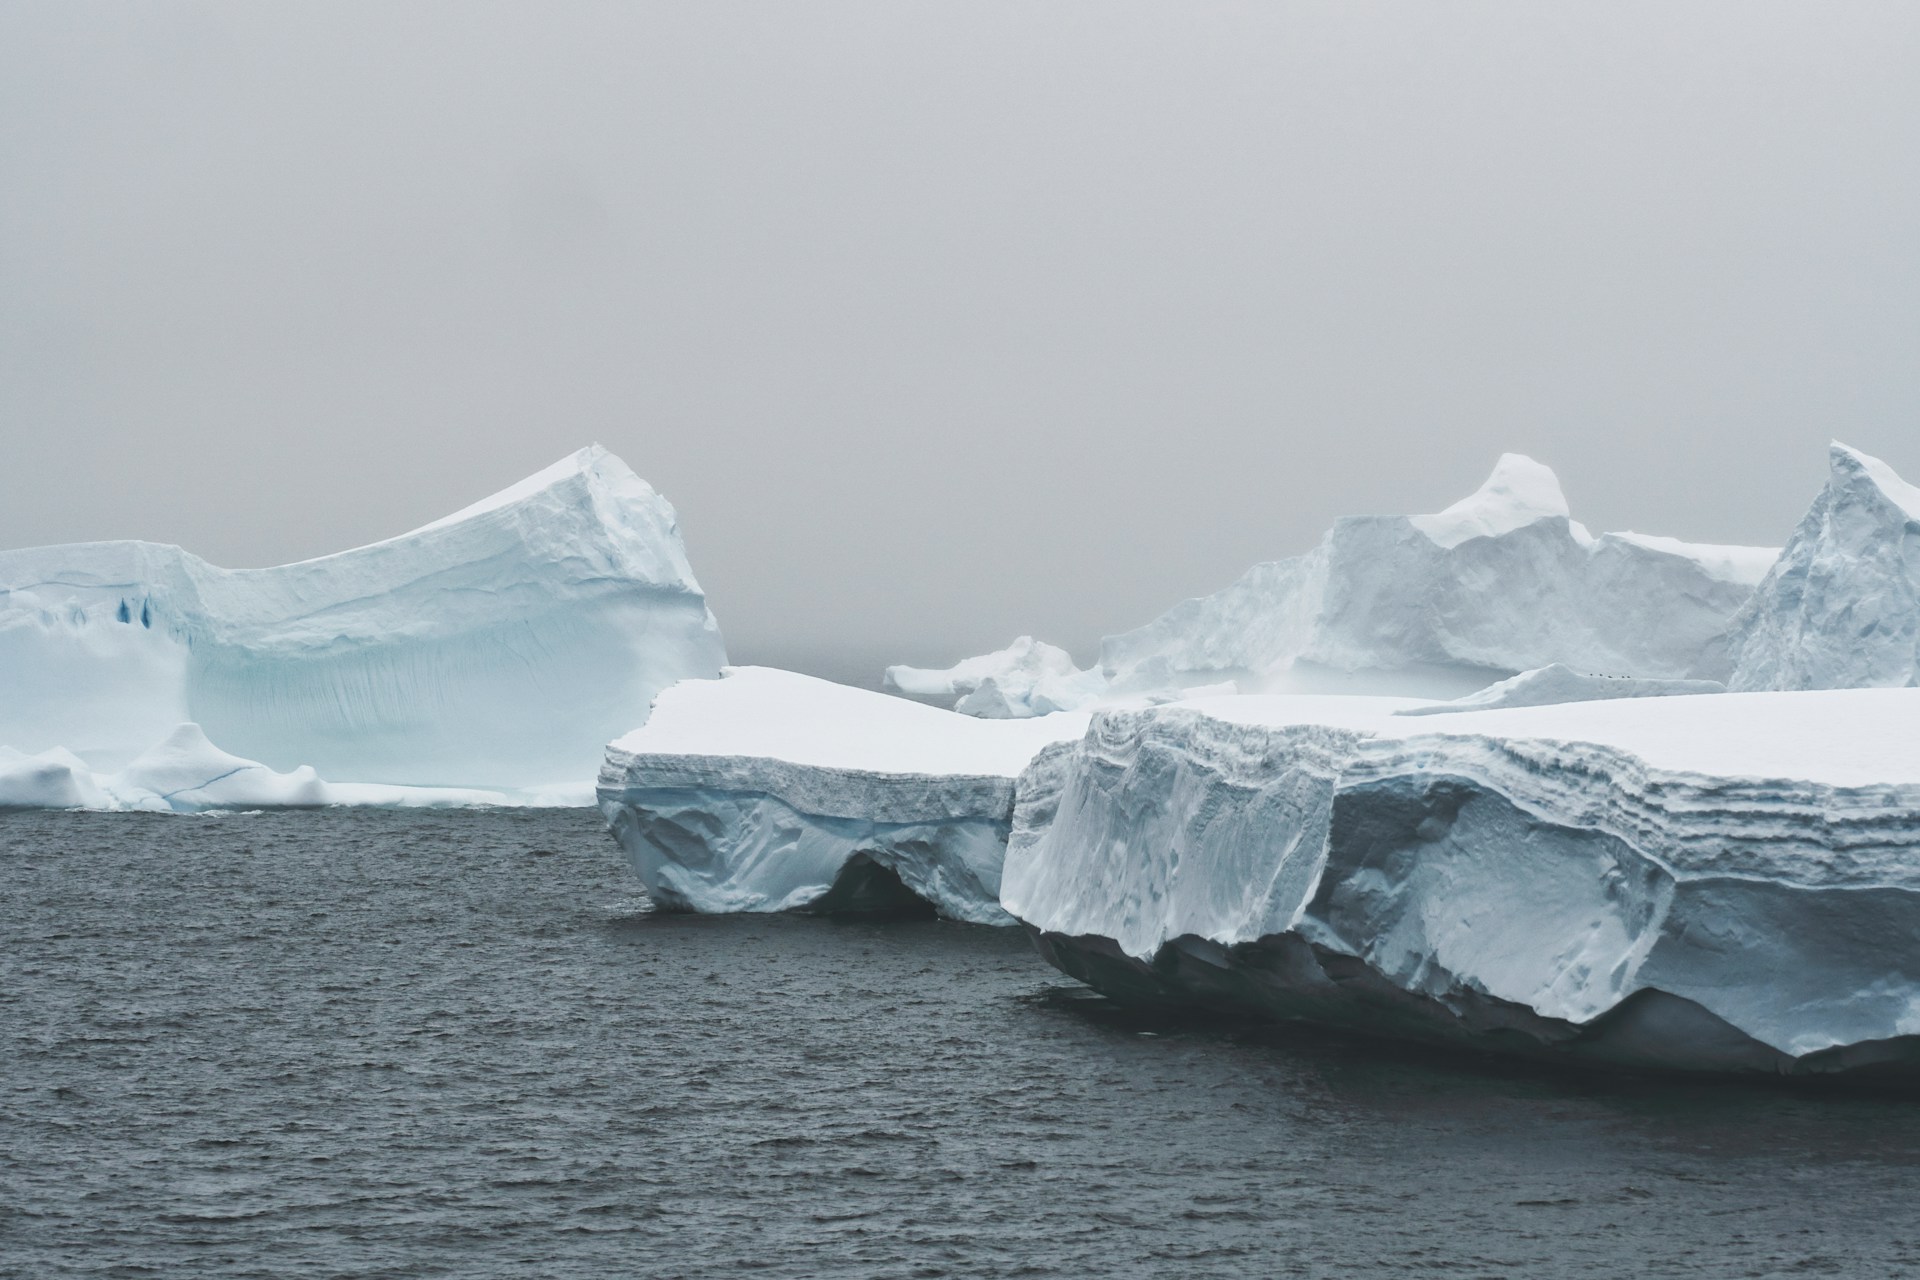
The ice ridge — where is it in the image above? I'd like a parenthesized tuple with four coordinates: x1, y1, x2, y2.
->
(1101, 453, 1777, 699)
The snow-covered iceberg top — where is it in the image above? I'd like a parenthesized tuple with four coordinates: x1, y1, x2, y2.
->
(883, 636, 1108, 718)
(1720, 442, 1920, 692)
(597, 667, 1091, 922)
(1393, 664, 1725, 716)
(1407, 452, 1576, 548)
(1101, 453, 1778, 700)
(1003, 688, 1920, 1074)
(0, 446, 724, 792)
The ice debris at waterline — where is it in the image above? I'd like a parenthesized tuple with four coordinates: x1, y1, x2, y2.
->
(0, 446, 723, 793)
(1100, 453, 1778, 700)
(0, 723, 592, 812)
(1002, 689, 1920, 1076)
(596, 667, 1091, 923)
(884, 636, 1108, 718)
(1717, 442, 1920, 691)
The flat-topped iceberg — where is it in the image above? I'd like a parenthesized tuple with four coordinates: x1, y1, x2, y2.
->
(1720, 442, 1920, 691)
(0, 446, 724, 793)
(1102, 454, 1777, 699)
(1003, 689, 1920, 1075)
(597, 667, 1090, 922)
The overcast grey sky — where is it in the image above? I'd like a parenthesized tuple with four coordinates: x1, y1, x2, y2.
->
(3, 2, 1916, 680)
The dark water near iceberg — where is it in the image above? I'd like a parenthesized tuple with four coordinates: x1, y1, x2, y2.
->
(5, 810, 1920, 1279)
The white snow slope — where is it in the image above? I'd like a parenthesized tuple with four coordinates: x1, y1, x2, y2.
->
(0, 446, 724, 791)
(884, 637, 1107, 718)
(1102, 454, 1778, 699)
(1719, 442, 1920, 692)
(596, 667, 1090, 923)
(1394, 664, 1725, 716)
(1003, 689, 1920, 1075)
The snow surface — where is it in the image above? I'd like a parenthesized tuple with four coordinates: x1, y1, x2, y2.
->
(1102, 454, 1778, 699)
(1720, 442, 1920, 691)
(1003, 688, 1920, 1073)
(1393, 664, 1725, 716)
(884, 637, 1108, 718)
(1407, 452, 1574, 548)
(0, 446, 724, 792)
(598, 668, 1091, 922)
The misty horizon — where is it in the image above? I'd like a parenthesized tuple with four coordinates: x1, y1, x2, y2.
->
(5, 2, 1917, 679)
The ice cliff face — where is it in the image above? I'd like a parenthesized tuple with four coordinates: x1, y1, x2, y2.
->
(1002, 692, 1920, 1075)
(597, 668, 1089, 923)
(0, 447, 724, 788)
(1719, 443, 1920, 692)
(884, 637, 1107, 718)
(1102, 454, 1777, 698)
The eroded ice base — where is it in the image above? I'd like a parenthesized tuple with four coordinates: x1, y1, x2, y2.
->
(1003, 690, 1920, 1075)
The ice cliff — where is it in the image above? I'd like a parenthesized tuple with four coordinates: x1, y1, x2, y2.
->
(597, 667, 1089, 923)
(1719, 442, 1920, 691)
(1102, 454, 1777, 699)
(0, 446, 724, 791)
(1002, 691, 1920, 1075)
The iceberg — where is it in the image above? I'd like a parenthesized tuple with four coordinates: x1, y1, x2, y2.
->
(106, 723, 330, 812)
(0, 746, 109, 811)
(0, 721, 581, 813)
(884, 637, 1108, 718)
(597, 667, 1090, 922)
(0, 446, 724, 792)
(1102, 454, 1777, 699)
(1720, 442, 1920, 692)
(1002, 690, 1920, 1075)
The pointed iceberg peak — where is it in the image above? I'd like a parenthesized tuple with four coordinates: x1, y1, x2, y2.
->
(1829, 440, 1920, 522)
(1409, 453, 1570, 548)
(407, 443, 655, 537)
(1722, 441, 1920, 691)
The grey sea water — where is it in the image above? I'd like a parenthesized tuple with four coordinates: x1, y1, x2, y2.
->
(4, 809, 1919, 1279)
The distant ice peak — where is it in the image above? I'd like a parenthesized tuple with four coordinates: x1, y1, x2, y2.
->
(403, 442, 644, 538)
(1409, 452, 1571, 548)
(1831, 439, 1920, 522)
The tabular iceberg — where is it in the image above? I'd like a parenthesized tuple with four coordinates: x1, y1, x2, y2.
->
(1720, 442, 1920, 692)
(1002, 691, 1920, 1075)
(884, 636, 1108, 718)
(0, 446, 724, 793)
(1102, 454, 1777, 699)
(597, 667, 1090, 923)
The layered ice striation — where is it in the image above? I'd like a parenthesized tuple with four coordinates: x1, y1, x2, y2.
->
(1102, 454, 1777, 699)
(0, 447, 724, 791)
(1719, 442, 1920, 692)
(884, 637, 1108, 718)
(1002, 691, 1920, 1075)
(597, 667, 1089, 923)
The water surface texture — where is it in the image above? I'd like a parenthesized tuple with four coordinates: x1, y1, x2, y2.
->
(4, 810, 1919, 1278)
